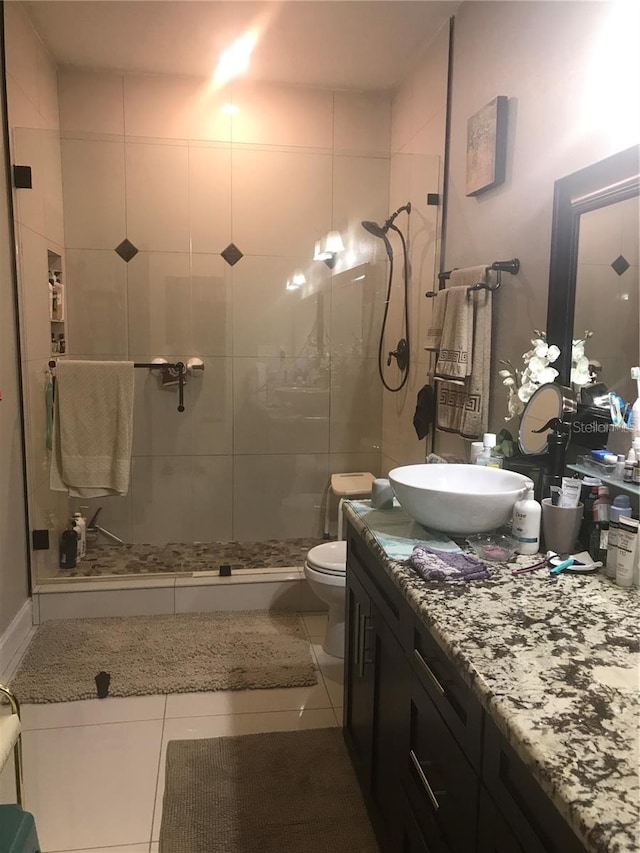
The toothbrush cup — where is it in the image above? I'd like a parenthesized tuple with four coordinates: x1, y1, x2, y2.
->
(541, 499, 583, 556)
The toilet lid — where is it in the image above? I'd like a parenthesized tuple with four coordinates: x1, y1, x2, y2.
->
(307, 541, 347, 575)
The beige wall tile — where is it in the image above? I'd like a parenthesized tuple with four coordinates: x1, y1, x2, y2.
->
(130, 455, 194, 544)
(232, 254, 329, 358)
(330, 261, 385, 361)
(191, 253, 232, 357)
(191, 455, 233, 541)
(333, 91, 391, 155)
(12, 127, 46, 234)
(190, 357, 233, 456)
(41, 131, 65, 246)
(329, 357, 382, 454)
(233, 356, 330, 455)
(231, 81, 333, 149)
(6, 73, 42, 130)
(125, 141, 189, 252)
(123, 74, 231, 142)
(131, 353, 193, 458)
(16, 226, 52, 362)
(233, 453, 328, 540)
(65, 249, 128, 356)
(127, 251, 191, 355)
(58, 71, 125, 136)
(331, 155, 390, 237)
(188, 143, 232, 254)
(24, 360, 51, 495)
(61, 138, 126, 249)
(232, 148, 332, 257)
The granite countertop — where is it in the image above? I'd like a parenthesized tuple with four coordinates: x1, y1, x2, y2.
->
(344, 501, 640, 853)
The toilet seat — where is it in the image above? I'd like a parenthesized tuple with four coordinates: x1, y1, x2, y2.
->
(306, 541, 347, 576)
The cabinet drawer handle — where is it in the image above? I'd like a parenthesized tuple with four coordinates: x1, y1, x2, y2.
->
(409, 750, 441, 812)
(413, 648, 445, 696)
(363, 620, 375, 665)
(358, 611, 366, 677)
(354, 602, 362, 668)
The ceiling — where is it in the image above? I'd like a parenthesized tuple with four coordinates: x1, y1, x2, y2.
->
(22, 0, 459, 91)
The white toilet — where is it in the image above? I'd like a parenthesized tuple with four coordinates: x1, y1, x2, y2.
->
(304, 540, 347, 659)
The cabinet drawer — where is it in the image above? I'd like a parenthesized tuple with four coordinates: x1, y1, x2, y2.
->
(404, 675, 479, 853)
(347, 526, 406, 636)
(412, 618, 483, 770)
(483, 716, 588, 853)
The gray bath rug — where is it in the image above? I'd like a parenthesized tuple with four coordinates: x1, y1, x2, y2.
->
(10, 611, 317, 703)
(160, 728, 380, 853)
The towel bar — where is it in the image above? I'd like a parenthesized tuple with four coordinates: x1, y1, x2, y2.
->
(425, 258, 520, 297)
(47, 359, 204, 412)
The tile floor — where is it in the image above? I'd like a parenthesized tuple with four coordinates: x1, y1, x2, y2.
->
(0, 612, 343, 853)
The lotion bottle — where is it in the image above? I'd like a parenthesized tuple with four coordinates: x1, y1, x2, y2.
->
(72, 509, 87, 559)
(512, 483, 541, 555)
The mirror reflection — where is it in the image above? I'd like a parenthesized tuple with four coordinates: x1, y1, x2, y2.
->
(574, 195, 639, 402)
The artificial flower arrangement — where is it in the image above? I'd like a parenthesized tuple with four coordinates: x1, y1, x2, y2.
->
(499, 330, 593, 422)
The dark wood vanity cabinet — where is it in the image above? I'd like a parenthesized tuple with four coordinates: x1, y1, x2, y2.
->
(343, 521, 590, 853)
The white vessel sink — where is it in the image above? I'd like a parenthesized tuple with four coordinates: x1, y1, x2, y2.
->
(388, 464, 531, 535)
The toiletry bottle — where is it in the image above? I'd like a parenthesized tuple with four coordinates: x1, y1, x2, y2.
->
(633, 438, 640, 485)
(630, 366, 640, 439)
(606, 495, 632, 579)
(59, 524, 78, 570)
(616, 517, 639, 588)
(589, 485, 610, 565)
(469, 441, 484, 464)
(578, 477, 601, 550)
(512, 484, 541, 555)
(624, 447, 636, 483)
(72, 510, 87, 559)
(476, 433, 503, 468)
(615, 454, 626, 481)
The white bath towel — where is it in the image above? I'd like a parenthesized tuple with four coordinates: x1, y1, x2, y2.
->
(434, 283, 473, 380)
(435, 266, 492, 439)
(50, 360, 135, 497)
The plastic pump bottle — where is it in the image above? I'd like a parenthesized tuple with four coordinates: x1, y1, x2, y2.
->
(512, 483, 541, 555)
(606, 495, 632, 579)
(72, 510, 87, 559)
(630, 366, 640, 439)
(476, 433, 503, 468)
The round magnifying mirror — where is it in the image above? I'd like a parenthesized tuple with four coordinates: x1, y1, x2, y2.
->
(518, 383, 577, 454)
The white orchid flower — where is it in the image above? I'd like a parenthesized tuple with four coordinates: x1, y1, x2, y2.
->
(502, 376, 516, 387)
(537, 367, 559, 384)
(498, 369, 512, 379)
(534, 344, 549, 359)
(547, 345, 560, 362)
(517, 382, 537, 402)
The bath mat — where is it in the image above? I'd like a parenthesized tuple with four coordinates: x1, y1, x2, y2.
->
(160, 728, 380, 853)
(10, 611, 317, 703)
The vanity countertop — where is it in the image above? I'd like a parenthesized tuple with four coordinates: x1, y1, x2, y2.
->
(343, 501, 640, 853)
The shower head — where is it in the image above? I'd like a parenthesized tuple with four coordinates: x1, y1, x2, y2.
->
(361, 220, 387, 238)
(360, 201, 412, 238)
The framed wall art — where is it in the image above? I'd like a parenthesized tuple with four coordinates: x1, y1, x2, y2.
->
(466, 95, 508, 196)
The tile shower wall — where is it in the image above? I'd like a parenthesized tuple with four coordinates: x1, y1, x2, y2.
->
(58, 72, 391, 546)
(381, 21, 450, 475)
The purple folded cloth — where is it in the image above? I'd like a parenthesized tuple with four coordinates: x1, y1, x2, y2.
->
(408, 543, 490, 581)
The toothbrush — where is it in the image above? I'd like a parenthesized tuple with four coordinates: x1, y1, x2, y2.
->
(549, 558, 575, 575)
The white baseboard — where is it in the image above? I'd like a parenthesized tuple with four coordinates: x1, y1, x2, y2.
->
(0, 599, 33, 680)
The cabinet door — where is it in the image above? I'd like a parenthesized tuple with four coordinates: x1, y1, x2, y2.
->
(405, 675, 478, 853)
(477, 786, 525, 853)
(344, 567, 375, 790)
(371, 609, 412, 851)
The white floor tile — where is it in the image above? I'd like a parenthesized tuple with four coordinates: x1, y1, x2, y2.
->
(152, 708, 337, 839)
(311, 642, 345, 707)
(23, 719, 163, 852)
(21, 695, 167, 731)
(301, 611, 328, 639)
(165, 681, 331, 718)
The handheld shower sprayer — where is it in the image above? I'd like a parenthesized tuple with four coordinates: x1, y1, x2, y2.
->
(360, 202, 412, 392)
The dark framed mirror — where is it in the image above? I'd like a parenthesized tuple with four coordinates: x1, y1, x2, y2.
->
(546, 145, 640, 391)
